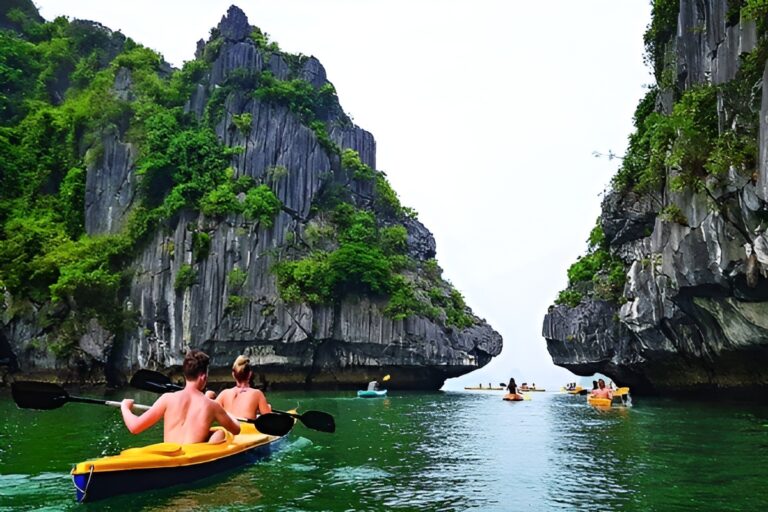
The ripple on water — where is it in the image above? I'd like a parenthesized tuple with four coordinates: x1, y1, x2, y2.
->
(2, 390, 768, 511)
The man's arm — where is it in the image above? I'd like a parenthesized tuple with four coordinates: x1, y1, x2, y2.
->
(121, 394, 167, 435)
(212, 401, 241, 435)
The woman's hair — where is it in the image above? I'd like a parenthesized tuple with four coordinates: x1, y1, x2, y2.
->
(232, 355, 252, 382)
(182, 349, 210, 380)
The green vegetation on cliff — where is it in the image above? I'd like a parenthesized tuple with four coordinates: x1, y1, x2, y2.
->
(0, 3, 473, 361)
(0, 9, 284, 353)
(555, 222, 626, 308)
(555, 2, 768, 309)
(275, 201, 471, 328)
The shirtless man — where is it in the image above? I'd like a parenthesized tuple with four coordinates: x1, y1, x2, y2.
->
(120, 350, 241, 444)
(214, 355, 271, 419)
(591, 378, 613, 400)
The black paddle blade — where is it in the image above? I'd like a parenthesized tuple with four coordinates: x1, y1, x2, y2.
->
(254, 413, 294, 436)
(130, 369, 180, 393)
(11, 381, 69, 410)
(298, 410, 336, 433)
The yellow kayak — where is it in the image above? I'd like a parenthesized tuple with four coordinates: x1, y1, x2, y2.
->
(587, 387, 631, 408)
(71, 421, 289, 502)
(587, 395, 612, 407)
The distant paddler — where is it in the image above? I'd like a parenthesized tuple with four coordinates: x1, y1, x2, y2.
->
(590, 378, 613, 400)
(503, 377, 524, 401)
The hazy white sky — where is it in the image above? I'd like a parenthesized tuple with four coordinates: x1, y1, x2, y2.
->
(34, 0, 652, 390)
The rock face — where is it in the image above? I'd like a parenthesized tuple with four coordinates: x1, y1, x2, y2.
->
(1, 5, 502, 388)
(543, 1, 768, 396)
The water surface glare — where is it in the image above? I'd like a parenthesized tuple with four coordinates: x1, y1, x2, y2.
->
(1, 389, 767, 510)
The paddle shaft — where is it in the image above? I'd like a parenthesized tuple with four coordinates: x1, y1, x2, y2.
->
(70, 396, 151, 411)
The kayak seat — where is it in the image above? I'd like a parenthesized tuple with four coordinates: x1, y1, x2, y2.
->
(208, 426, 234, 445)
(121, 442, 182, 456)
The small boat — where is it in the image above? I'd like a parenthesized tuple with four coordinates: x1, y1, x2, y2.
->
(587, 395, 612, 407)
(464, 386, 504, 391)
(70, 421, 289, 502)
(566, 386, 587, 395)
(502, 393, 525, 401)
(357, 389, 387, 398)
(519, 387, 545, 392)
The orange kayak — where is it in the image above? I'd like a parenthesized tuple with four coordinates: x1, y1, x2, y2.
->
(502, 393, 524, 401)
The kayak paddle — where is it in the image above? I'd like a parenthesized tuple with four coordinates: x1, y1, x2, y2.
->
(11, 381, 150, 412)
(9, 380, 298, 437)
(129, 369, 336, 434)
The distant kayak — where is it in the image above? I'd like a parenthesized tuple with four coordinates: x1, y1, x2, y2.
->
(587, 395, 612, 407)
(587, 387, 631, 408)
(519, 388, 545, 392)
(502, 393, 524, 401)
(357, 390, 387, 398)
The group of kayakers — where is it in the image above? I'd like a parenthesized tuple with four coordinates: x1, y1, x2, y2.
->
(120, 349, 271, 445)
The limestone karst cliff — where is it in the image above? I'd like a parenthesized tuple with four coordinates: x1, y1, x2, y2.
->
(0, 3, 502, 388)
(543, 0, 768, 396)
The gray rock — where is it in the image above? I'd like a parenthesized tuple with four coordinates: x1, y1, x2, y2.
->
(85, 128, 137, 235)
(218, 5, 251, 41)
(299, 57, 328, 88)
(601, 189, 658, 246)
(543, 1, 768, 396)
(3, 5, 502, 389)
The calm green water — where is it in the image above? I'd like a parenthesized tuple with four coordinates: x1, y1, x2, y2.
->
(1, 388, 768, 511)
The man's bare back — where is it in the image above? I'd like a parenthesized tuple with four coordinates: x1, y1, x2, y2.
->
(161, 388, 238, 444)
(122, 385, 240, 444)
(121, 350, 241, 444)
(216, 387, 270, 420)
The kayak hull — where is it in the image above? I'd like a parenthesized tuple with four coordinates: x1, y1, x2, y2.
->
(71, 422, 287, 503)
(502, 393, 524, 401)
(357, 389, 387, 398)
(587, 396, 612, 407)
